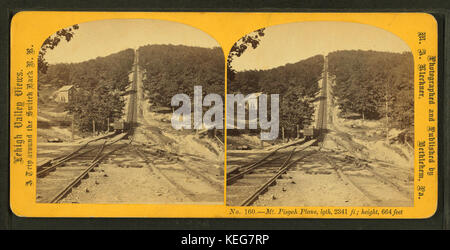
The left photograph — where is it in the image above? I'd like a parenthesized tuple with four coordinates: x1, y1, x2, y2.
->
(36, 19, 225, 204)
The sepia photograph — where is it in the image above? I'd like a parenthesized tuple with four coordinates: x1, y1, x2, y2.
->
(226, 22, 415, 207)
(36, 19, 224, 204)
(8, 10, 440, 221)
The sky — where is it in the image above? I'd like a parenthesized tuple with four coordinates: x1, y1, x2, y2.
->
(231, 21, 411, 71)
(44, 19, 220, 64)
(45, 20, 411, 70)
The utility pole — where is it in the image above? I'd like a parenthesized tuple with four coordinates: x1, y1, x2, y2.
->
(385, 79, 390, 144)
(386, 96, 389, 143)
(71, 115, 74, 141)
(92, 120, 96, 136)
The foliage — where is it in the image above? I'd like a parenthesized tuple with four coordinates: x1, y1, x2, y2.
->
(328, 50, 414, 134)
(229, 55, 324, 135)
(138, 45, 225, 107)
(39, 49, 135, 132)
(227, 28, 265, 81)
(39, 25, 79, 74)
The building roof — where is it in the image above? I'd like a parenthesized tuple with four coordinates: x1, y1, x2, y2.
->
(57, 85, 74, 92)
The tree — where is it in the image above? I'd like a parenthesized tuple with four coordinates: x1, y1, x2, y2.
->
(38, 25, 79, 74)
(138, 45, 225, 108)
(66, 85, 124, 132)
(39, 49, 135, 132)
(229, 55, 324, 137)
(227, 28, 265, 81)
(328, 50, 414, 139)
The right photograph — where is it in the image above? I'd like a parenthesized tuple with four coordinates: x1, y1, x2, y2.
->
(226, 21, 414, 207)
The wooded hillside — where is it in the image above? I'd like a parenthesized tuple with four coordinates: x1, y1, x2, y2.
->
(328, 50, 414, 136)
(228, 55, 324, 136)
(138, 45, 225, 108)
(38, 49, 135, 132)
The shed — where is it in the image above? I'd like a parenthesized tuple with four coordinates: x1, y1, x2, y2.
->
(54, 85, 75, 103)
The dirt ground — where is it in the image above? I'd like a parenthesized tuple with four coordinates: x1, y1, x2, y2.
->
(253, 146, 413, 207)
(60, 144, 197, 204)
(59, 65, 223, 204)
(231, 73, 414, 207)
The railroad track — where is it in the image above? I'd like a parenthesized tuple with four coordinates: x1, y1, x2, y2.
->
(226, 138, 320, 206)
(36, 134, 128, 203)
(36, 51, 141, 204)
(324, 137, 413, 206)
(130, 144, 223, 202)
(226, 56, 330, 206)
(37, 133, 116, 174)
(316, 57, 327, 131)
